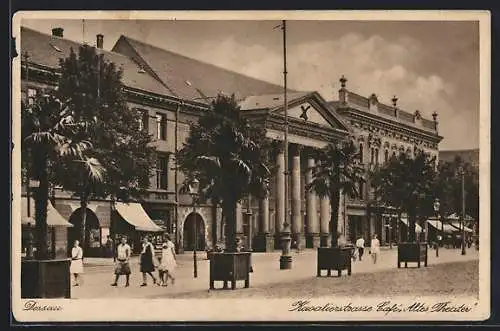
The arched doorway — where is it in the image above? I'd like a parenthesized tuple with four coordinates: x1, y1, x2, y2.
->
(68, 207, 101, 257)
(183, 212, 206, 251)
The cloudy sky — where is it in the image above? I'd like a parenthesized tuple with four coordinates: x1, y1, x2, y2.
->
(21, 19, 480, 151)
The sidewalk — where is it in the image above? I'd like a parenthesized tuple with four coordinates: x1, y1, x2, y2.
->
(72, 247, 479, 299)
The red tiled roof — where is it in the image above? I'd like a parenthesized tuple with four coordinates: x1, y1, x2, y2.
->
(20, 27, 174, 97)
(112, 35, 300, 102)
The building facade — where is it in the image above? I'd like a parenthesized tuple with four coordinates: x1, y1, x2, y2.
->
(19, 26, 442, 256)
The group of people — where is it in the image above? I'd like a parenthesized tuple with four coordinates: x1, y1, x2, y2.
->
(69, 234, 177, 288)
(353, 234, 380, 264)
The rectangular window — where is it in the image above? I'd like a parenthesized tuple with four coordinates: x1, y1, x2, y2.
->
(359, 181, 364, 199)
(137, 109, 149, 132)
(375, 148, 379, 165)
(359, 143, 364, 163)
(384, 149, 389, 163)
(370, 148, 375, 164)
(156, 113, 167, 140)
(27, 88, 37, 105)
(156, 154, 169, 190)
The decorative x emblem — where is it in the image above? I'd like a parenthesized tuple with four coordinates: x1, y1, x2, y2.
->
(299, 105, 311, 121)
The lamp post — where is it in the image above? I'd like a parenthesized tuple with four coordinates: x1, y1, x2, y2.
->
(188, 178, 200, 278)
(433, 198, 440, 257)
(459, 167, 466, 256)
(279, 20, 292, 270)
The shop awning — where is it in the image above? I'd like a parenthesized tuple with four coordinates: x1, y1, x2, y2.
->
(448, 221, 474, 233)
(400, 218, 423, 233)
(21, 197, 73, 227)
(114, 202, 163, 232)
(426, 220, 457, 234)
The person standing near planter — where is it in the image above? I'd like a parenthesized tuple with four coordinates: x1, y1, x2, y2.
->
(370, 234, 380, 264)
(70, 240, 84, 286)
(355, 236, 365, 261)
(111, 236, 131, 287)
(139, 236, 158, 287)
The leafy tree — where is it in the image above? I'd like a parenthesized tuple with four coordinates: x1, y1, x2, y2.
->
(306, 139, 365, 248)
(435, 156, 479, 224)
(53, 45, 156, 246)
(371, 151, 437, 242)
(177, 94, 271, 252)
(22, 92, 105, 259)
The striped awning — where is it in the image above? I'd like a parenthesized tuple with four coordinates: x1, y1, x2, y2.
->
(400, 217, 423, 233)
(426, 220, 457, 234)
(21, 197, 73, 227)
(114, 202, 163, 232)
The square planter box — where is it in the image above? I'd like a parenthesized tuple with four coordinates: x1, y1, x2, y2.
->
(397, 242, 428, 268)
(21, 258, 71, 298)
(317, 247, 352, 277)
(209, 252, 251, 290)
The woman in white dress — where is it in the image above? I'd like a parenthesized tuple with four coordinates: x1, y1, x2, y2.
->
(370, 234, 380, 264)
(70, 240, 84, 286)
(158, 235, 176, 286)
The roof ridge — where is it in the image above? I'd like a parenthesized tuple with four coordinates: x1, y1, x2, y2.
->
(121, 35, 294, 92)
(21, 26, 138, 63)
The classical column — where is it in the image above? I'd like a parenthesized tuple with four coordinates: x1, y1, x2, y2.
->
(255, 196, 274, 252)
(320, 197, 330, 247)
(274, 143, 285, 248)
(305, 156, 320, 248)
(235, 201, 244, 244)
(291, 144, 304, 249)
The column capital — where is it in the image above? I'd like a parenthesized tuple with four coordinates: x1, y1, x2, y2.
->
(290, 143, 303, 156)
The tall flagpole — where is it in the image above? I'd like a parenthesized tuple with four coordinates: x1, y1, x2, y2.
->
(279, 20, 292, 270)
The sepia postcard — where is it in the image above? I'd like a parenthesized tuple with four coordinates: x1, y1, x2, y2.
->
(11, 10, 490, 322)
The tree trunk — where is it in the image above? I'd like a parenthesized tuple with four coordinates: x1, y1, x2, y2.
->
(80, 197, 88, 250)
(223, 200, 237, 252)
(408, 212, 417, 243)
(330, 190, 341, 248)
(396, 209, 401, 244)
(34, 153, 49, 260)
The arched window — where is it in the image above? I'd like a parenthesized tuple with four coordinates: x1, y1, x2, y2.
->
(359, 143, 364, 163)
(375, 148, 379, 165)
(384, 149, 389, 163)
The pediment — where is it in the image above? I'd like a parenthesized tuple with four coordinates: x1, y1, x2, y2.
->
(272, 92, 350, 133)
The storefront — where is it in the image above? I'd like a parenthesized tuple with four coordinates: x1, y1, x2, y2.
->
(21, 197, 73, 259)
(112, 202, 164, 254)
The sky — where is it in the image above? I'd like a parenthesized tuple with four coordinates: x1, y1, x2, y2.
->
(20, 19, 480, 151)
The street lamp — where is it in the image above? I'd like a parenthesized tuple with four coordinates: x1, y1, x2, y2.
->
(279, 20, 292, 270)
(459, 167, 466, 256)
(433, 198, 441, 257)
(188, 178, 200, 278)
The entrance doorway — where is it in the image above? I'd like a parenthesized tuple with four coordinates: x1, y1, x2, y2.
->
(68, 207, 101, 257)
(183, 212, 206, 251)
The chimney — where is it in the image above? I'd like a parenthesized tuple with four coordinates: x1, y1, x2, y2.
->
(338, 75, 348, 104)
(96, 34, 104, 49)
(51, 27, 64, 37)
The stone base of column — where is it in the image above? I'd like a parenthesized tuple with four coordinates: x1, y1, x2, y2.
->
(253, 233, 275, 252)
(305, 233, 321, 248)
(320, 233, 331, 247)
(291, 233, 305, 250)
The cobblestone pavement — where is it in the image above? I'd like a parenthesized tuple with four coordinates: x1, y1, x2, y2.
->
(71, 247, 479, 299)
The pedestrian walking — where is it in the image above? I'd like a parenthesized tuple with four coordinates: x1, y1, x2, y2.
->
(139, 236, 158, 286)
(355, 236, 365, 261)
(70, 240, 84, 286)
(158, 235, 177, 287)
(111, 236, 131, 287)
(370, 234, 380, 264)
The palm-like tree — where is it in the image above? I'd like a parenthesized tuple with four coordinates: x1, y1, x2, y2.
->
(306, 139, 365, 248)
(22, 92, 105, 259)
(177, 94, 271, 252)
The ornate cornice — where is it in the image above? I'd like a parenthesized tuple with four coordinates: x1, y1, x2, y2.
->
(339, 106, 442, 146)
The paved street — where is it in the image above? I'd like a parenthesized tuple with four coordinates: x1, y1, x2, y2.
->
(71, 246, 479, 299)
